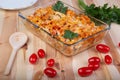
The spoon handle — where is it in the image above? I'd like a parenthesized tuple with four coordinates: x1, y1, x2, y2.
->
(4, 49, 17, 75)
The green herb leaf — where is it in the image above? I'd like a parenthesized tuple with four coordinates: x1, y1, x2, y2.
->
(61, 7, 68, 14)
(78, 0, 120, 25)
(63, 30, 79, 40)
(52, 1, 68, 14)
(78, 0, 87, 10)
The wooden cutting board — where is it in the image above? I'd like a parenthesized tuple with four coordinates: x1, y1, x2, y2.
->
(0, 0, 120, 80)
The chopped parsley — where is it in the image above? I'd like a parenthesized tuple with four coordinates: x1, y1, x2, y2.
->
(63, 30, 79, 40)
(52, 1, 68, 14)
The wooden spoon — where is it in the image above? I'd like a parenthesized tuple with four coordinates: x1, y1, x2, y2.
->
(4, 32, 28, 75)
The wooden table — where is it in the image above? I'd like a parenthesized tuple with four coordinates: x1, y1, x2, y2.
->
(0, 0, 120, 80)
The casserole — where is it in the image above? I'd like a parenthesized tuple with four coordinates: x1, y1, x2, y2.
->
(19, 0, 110, 56)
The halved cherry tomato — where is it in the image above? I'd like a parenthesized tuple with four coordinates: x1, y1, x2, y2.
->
(104, 55, 112, 65)
(88, 57, 101, 64)
(37, 49, 45, 58)
(96, 44, 110, 53)
(47, 59, 55, 67)
(88, 63, 100, 71)
(44, 67, 57, 78)
(78, 67, 93, 77)
(29, 53, 38, 64)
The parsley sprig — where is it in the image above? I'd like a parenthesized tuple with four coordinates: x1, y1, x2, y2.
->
(63, 30, 79, 40)
(52, 1, 68, 14)
(78, 0, 120, 25)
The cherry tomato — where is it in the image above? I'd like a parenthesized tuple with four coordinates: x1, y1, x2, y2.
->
(29, 53, 38, 64)
(119, 43, 120, 47)
(44, 68, 57, 78)
(88, 63, 100, 71)
(47, 59, 55, 67)
(104, 55, 112, 65)
(88, 57, 101, 64)
(96, 44, 110, 53)
(78, 67, 93, 77)
(37, 49, 45, 58)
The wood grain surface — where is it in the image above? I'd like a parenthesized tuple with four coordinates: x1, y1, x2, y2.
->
(0, 0, 120, 80)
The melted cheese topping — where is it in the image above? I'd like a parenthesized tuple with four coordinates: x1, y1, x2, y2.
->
(27, 6, 104, 44)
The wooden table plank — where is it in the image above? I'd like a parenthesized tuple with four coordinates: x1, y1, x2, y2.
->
(0, 0, 120, 80)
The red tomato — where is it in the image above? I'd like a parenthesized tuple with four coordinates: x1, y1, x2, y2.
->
(119, 43, 120, 47)
(96, 44, 110, 53)
(44, 68, 57, 78)
(88, 57, 101, 64)
(29, 53, 38, 64)
(78, 67, 93, 77)
(88, 63, 100, 71)
(47, 59, 55, 67)
(37, 49, 45, 58)
(104, 55, 112, 64)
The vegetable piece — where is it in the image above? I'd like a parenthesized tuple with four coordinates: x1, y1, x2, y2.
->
(78, 67, 93, 77)
(119, 42, 120, 47)
(44, 68, 57, 78)
(88, 57, 101, 64)
(88, 63, 100, 71)
(61, 7, 68, 14)
(47, 59, 55, 67)
(63, 30, 78, 40)
(29, 53, 38, 64)
(52, 1, 68, 14)
(96, 44, 110, 53)
(78, 0, 87, 10)
(37, 49, 46, 58)
(104, 55, 112, 64)
(78, 0, 120, 25)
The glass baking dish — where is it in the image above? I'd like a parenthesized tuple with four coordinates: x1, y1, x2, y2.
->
(19, 0, 110, 56)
